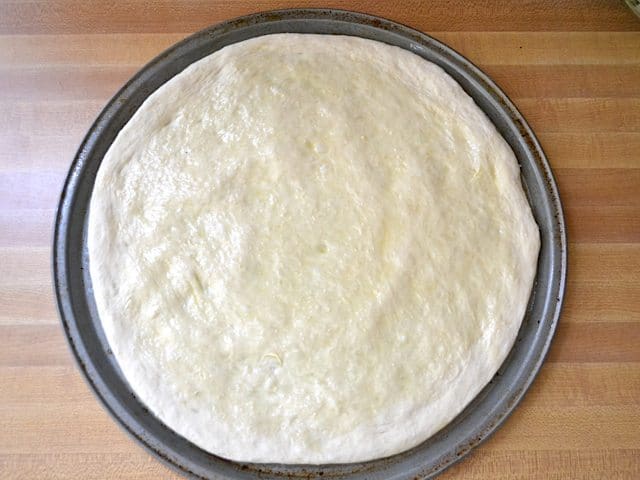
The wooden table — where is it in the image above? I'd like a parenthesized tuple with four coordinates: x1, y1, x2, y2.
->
(2, 1, 639, 478)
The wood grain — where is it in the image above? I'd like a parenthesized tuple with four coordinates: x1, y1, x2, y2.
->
(1, 0, 638, 34)
(3, 32, 640, 67)
(1, 1, 639, 479)
(4, 65, 640, 103)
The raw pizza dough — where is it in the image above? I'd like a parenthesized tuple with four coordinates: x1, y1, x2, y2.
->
(88, 34, 539, 464)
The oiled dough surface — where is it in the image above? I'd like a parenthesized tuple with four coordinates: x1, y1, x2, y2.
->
(88, 34, 539, 464)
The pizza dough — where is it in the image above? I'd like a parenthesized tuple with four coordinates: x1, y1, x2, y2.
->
(88, 34, 539, 464)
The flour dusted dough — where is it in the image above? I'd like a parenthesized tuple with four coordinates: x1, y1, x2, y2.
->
(88, 34, 539, 464)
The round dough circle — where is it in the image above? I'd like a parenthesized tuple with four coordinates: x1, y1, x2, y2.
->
(88, 34, 539, 464)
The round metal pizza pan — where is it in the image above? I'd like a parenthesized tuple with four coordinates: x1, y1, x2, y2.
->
(53, 8, 567, 480)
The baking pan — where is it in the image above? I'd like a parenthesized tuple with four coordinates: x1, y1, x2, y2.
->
(53, 9, 567, 479)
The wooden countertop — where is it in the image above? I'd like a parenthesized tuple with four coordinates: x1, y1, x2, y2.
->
(1, 1, 639, 478)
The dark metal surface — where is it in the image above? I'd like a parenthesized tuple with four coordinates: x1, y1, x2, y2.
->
(53, 9, 567, 480)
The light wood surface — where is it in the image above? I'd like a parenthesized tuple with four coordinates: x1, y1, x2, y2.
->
(1, 1, 639, 478)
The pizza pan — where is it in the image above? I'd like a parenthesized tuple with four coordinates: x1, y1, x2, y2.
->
(53, 9, 567, 480)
